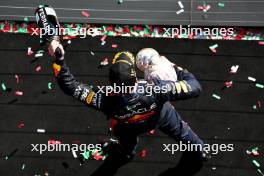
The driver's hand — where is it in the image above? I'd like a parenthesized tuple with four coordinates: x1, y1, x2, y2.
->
(48, 40, 65, 60)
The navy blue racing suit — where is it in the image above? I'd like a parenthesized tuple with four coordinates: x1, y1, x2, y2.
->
(52, 58, 204, 175)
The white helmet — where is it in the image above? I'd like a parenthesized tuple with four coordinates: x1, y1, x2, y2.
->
(136, 48, 177, 82)
(136, 48, 160, 72)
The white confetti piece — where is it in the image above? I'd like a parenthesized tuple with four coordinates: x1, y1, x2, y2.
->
(176, 9, 184, 14)
(248, 76, 256, 82)
(178, 1, 184, 9)
(37, 129, 45, 133)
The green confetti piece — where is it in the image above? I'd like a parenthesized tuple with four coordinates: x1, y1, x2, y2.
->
(117, 0, 124, 4)
(21, 163, 26, 170)
(9, 23, 14, 33)
(48, 82, 52, 90)
(102, 154, 108, 160)
(82, 151, 91, 159)
(252, 147, 259, 151)
(218, 2, 225, 8)
(23, 17, 29, 22)
(255, 83, 264, 89)
(212, 94, 221, 100)
(1, 83, 7, 91)
(253, 105, 257, 109)
(209, 44, 218, 49)
(253, 160, 260, 167)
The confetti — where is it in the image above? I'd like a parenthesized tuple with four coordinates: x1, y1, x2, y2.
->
(21, 163, 26, 170)
(230, 65, 239, 73)
(90, 51, 95, 55)
(82, 150, 91, 160)
(252, 149, 260, 156)
(27, 47, 33, 56)
(92, 150, 104, 160)
(48, 139, 62, 145)
(24, 17, 29, 22)
(149, 129, 155, 134)
(212, 167, 216, 170)
(218, 2, 225, 8)
(15, 91, 23, 96)
(178, 1, 184, 9)
(212, 94, 221, 100)
(112, 44, 118, 48)
(35, 53, 43, 58)
(252, 160, 260, 167)
(1, 83, 7, 91)
(5, 149, 18, 160)
(209, 44, 218, 53)
(48, 82, 52, 90)
(253, 105, 257, 110)
(35, 66, 42, 72)
(248, 76, 256, 82)
(81, 10, 90, 18)
(117, 0, 124, 4)
(100, 58, 108, 66)
(101, 41, 106, 46)
(139, 149, 147, 158)
(176, 9, 184, 14)
(197, 2, 211, 12)
(257, 100, 262, 108)
(258, 41, 264, 45)
(18, 122, 25, 128)
(203, 5, 211, 12)
(255, 83, 264, 89)
(15, 74, 19, 84)
(258, 169, 264, 176)
(101, 35, 107, 42)
(224, 81, 233, 88)
(37, 129, 45, 133)
(44, 171, 49, 176)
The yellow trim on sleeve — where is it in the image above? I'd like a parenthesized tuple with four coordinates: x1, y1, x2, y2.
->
(175, 82, 182, 94)
(179, 81, 189, 93)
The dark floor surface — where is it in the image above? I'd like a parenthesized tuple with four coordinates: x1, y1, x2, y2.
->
(0, 33, 264, 176)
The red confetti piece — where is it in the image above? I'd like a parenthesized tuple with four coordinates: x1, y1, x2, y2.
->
(197, 5, 204, 10)
(15, 74, 19, 84)
(15, 91, 23, 96)
(258, 41, 264, 45)
(93, 151, 104, 160)
(149, 130, 155, 134)
(17, 123, 25, 128)
(257, 101, 262, 108)
(100, 35, 107, 42)
(35, 66, 42, 72)
(112, 44, 118, 48)
(48, 139, 62, 145)
(139, 149, 147, 158)
(81, 10, 90, 18)
(224, 81, 233, 88)
(27, 47, 33, 56)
